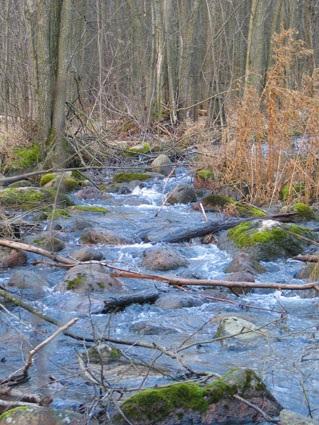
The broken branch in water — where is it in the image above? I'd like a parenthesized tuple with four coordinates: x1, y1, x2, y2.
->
(0, 238, 318, 292)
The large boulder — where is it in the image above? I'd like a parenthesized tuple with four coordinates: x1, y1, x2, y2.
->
(150, 154, 173, 176)
(113, 368, 282, 425)
(40, 172, 82, 192)
(80, 227, 129, 245)
(142, 246, 188, 271)
(227, 220, 315, 261)
(0, 247, 26, 268)
(166, 184, 197, 205)
(60, 263, 122, 293)
(0, 406, 89, 425)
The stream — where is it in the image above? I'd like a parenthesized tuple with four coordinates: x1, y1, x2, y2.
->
(0, 167, 319, 421)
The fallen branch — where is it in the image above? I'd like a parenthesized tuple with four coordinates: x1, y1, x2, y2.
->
(1, 238, 318, 293)
(111, 268, 319, 292)
(295, 254, 319, 263)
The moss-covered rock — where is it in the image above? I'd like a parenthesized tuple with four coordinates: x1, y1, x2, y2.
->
(114, 368, 281, 425)
(112, 172, 152, 183)
(126, 142, 151, 155)
(293, 202, 316, 220)
(196, 168, 214, 181)
(0, 187, 68, 210)
(0, 406, 89, 424)
(9, 144, 40, 171)
(42, 173, 81, 192)
(69, 205, 109, 214)
(40, 173, 56, 186)
(228, 220, 314, 260)
(33, 233, 65, 252)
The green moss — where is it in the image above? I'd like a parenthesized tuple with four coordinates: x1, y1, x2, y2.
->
(0, 187, 53, 209)
(70, 205, 109, 214)
(119, 368, 266, 424)
(66, 274, 85, 290)
(126, 142, 151, 155)
(202, 194, 235, 209)
(0, 406, 31, 421)
(0, 187, 71, 210)
(228, 222, 311, 248)
(228, 221, 314, 260)
(293, 202, 315, 220)
(10, 144, 40, 170)
(234, 203, 266, 218)
(113, 172, 152, 183)
(121, 382, 208, 423)
(40, 173, 56, 186)
(110, 347, 122, 360)
(62, 176, 80, 191)
(280, 183, 305, 201)
(196, 169, 214, 180)
(40, 208, 71, 220)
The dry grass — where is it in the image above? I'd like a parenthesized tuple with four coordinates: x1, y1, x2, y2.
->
(197, 29, 319, 206)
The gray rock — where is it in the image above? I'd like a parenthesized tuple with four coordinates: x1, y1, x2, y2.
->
(226, 271, 255, 295)
(225, 252, 265, 275)
(142, 246, 188, 271)
(0, 247, 26, 268)
(215, 316, 267, 342)
(8, 270, 47, 297)
(166, 184, 197, 204)
(71, 247, 104, 261)
(71, 218, 95, 231)
(130, 321, 178, 335)
(279, 409, 319, 425)
(80, 227, 129, 245)
(155, 293, 203, 309)
(33, 232, 65, 252)
(60, 263, 123, 293)
(150, 154, 173, 176)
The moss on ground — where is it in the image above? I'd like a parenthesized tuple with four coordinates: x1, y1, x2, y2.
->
(70, 205, 109, 214)
(126, 142, 151, 155)
(293, 202, 316, 220)
(201, 194, 266, 217)
(280, 183, 305, 201)
(196, 169, 214, 180)
(10, 144, 40, 170)
(40, 208, 71, 220)
(0, 187, 71, 210)
(113, 172, 152, 183)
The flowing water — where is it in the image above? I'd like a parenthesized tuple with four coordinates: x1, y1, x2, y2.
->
(1, 168, 319, 421)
